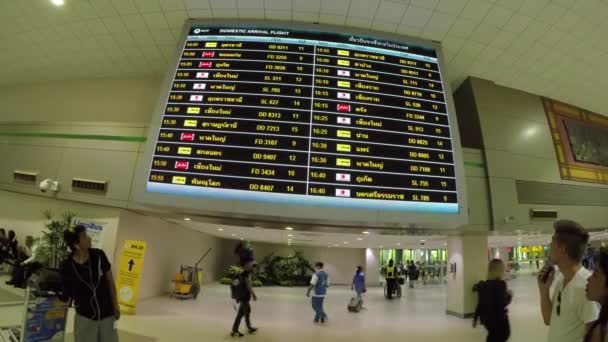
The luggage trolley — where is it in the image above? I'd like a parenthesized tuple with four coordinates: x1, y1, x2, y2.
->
(0, 272, 69, 342)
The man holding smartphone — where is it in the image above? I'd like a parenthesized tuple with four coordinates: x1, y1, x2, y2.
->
(538, 220, 599, 342)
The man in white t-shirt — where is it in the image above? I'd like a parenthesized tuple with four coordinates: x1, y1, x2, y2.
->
(538, 220, 600, 342)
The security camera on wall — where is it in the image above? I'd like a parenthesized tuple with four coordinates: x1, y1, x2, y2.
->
(39, 179, 60, 193)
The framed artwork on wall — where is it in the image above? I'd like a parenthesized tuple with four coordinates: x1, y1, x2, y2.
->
(543, 98, 608, 185)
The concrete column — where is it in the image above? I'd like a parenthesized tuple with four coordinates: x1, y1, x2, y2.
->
(446, 234, 488, 318)
(365, 248, 381, 287)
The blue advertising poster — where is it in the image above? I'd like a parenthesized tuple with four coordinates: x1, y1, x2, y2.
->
(23, 297, 68, 342)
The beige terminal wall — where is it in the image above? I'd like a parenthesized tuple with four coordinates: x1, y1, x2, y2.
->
(114, 211, 231, 300)
(467, 77, 608, 231)
(0, 78, 162, 123)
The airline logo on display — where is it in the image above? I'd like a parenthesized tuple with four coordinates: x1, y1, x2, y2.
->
(205, 42, 218, 48)
(174, 161, 189, 170)
(193, 83, 207, 90)
(336, 173, 351, 182)
(177, 147, 192, 155)
(337, 60, 350, 66)
(337, 92, 351, 99)
(199, 61, 212, 68)
(336, 144, 351, 152)
(337, 70, 350, 77)
(189, 95, 204, 102)
(337, 50, 350, 56)
(337, 117, 351, 125)
(336, 189, 351, 197)
(336, 158, 351, 167)
(337, 81, 351, 88)
(202, 51, 215, 58)
(184, 119, 198, 126)
(337, 130, 351, 138)
(337, 104, 351, 112)
(196, 72, 209, 79)
(180, 133, 195, 141)
(172, 176, 187, 185)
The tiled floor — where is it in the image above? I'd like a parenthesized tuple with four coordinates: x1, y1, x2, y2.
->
(0, 275, 549, 341)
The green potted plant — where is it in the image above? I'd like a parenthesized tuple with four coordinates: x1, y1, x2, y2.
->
(38, 210, 75, 269)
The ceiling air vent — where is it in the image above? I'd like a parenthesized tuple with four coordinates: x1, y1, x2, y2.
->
(530, 209, 558, 219)
(13, 170, 38, 184)
(72, 178, 107, 194)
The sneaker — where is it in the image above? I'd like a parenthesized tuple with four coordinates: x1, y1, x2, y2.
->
(230, 331, 244, 337)
(247, 327, 258, 334)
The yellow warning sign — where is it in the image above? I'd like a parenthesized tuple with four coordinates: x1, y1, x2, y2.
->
(116, 240, 146, 315)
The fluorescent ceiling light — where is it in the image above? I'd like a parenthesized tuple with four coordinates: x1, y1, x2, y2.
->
(51, 0, 65, 6)
(217, 228, 223, 231)
(285, 227, 293, 231)
(183, 217, 191, 221)
(362, 231, 370, 235)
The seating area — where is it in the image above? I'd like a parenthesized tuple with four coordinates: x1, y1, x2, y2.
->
(0, 227, 40, 289)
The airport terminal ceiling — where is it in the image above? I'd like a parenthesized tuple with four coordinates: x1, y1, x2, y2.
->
(132, 20, 468, 228)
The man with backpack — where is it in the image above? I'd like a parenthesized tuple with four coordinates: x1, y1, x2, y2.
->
(307, 262, 329, 324)
(231, 259, 258, 337)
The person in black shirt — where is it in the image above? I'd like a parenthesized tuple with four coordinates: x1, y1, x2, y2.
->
(473, 259, 512, 342)
(584, 249, 608, 342)
(60, 225, 120, 342)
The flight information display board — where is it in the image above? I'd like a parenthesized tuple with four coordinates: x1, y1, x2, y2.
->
(146, 25, 462, 213)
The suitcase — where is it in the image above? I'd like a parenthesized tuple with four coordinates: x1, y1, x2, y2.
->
(347, 296, 363, 312)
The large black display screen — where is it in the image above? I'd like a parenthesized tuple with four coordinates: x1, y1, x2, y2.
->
(146, 25, 461, 213)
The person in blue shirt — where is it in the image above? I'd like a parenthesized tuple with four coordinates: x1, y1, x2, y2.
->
(307, 262, 329, 324)
(352, 266, 366, 299)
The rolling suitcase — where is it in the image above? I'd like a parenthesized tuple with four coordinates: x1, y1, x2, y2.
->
(347, 296, 363, 312)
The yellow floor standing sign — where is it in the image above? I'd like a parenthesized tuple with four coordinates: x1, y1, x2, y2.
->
(116, 240, 146, 315)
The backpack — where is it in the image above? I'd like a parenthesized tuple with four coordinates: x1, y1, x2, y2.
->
(230, 273, 248, 301)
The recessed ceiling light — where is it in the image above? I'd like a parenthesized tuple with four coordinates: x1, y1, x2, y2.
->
(183, 217, 191, 221)
(287, 234, 293, 237)
(362, 231, 370, 235)
(333, 244, 339, 247)
(343, 242, 349, 244)
(396, 243, 401, 246)
(357, 238, 363, 241)
(420, 239, 426, 242)
(231, 234, 236, 237)
(51, 0, 65, 6)
(217, 228, 223, 231)
(285, 227, 294, 231)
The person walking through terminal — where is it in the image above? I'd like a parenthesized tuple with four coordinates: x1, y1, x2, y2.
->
(473, 259, 512, 342)
(408, 260, 418, 289)
(307, 262, 329, 323)
(385, 259, 396, 299)
(352, 265, 366, 299)
(538, 220, 599, 342)
(584, 248, 608, 341)
(231, 258, 258, 337)
(60, 225, 120, 342)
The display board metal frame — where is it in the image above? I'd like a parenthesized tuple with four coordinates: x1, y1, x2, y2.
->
(131, 20, 468, 228)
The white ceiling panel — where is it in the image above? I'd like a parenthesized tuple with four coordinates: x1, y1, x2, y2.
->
(0, 0, 606, 116)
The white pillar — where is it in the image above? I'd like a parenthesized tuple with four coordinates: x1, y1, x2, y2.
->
(365, 248, 381, 287)
(446, 234, 488, 318)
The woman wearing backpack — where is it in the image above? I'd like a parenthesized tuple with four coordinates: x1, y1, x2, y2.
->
(473, 259, 512, 342)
